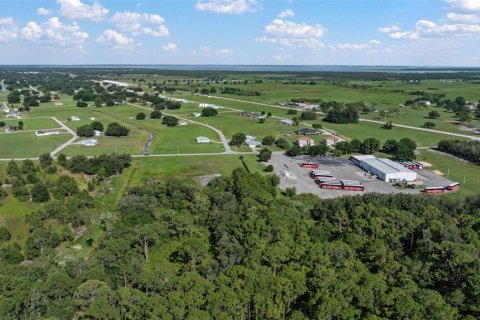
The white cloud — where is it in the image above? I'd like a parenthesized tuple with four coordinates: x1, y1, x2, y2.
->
(97, 29, 134, 50)
(378, 25, 400, 33)
(195, 0, 258, 14)
(385, 19, 480, 40)
(256, 18, 326, 49)
(57, 0, 109, 21)
(37, 8, 52, 16)
(20, 17, 89, 49)
(272, 54, 291, 61)
(162, 42, 178, 52)
(110, 12, 170, 37)
(447, 12, 480, 22)
(277, 9, 294, 18)
(329, 39, 381, 52)
(199, 45, 234, 55)
(0, 29, 17, 44)
(0, 17, 14, 25)
(447, 0, 480, 12)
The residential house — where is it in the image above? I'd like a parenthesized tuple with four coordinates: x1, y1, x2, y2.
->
(192, 112, 202, 118)
(199, 103, 219, 109)
(297, 136, 315, 147)
(238, 111, 267, 119)
(279, 119, 294, 126)
(79, 139, 98, 147)
(196, 136, 211, 143)
(69, 116, 81, 122)
(178, 120, 188, 126)
(35, 130, 60, 137)
(323, 135, 340, 147)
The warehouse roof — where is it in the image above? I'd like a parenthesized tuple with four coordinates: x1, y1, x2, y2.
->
(362, 158, 414, 175)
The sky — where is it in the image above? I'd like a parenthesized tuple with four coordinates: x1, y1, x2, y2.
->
(0, 0, 480, 66)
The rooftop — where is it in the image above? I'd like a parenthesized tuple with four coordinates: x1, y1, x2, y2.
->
(362, 158, 414, 175)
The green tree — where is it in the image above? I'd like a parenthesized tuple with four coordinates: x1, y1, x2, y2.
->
(31, 183, 50, 203)
(150, 110, 162, 119)
(136, 112, 146, 120)
(275, 138, 290, 150)
(429, 110, 440, 119)
(201, 107, 218, 117)
(39, 153, 53, 168)
(262, 135, 276, 146)
(0, 226, 11, 241)
(91, 121, 104, 131)
(258, 148, 272, 162)
(162, 116, 179, 127)
(229, 133, 246, 147)
(361, 138, 381, 154)
(77, 125, 94, 137)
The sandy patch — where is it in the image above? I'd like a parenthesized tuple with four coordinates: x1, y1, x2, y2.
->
(433, 170, 444, 176)
(418, 161, 432, 167)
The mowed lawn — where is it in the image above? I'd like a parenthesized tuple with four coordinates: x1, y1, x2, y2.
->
(126, 155, 265, 185)
(0, 132, 71, 158)
(417, 150, 480, 198)
(322, 121, 451, 147)
(1, 117, 60, 131)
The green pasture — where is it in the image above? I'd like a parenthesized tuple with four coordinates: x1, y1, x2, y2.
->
(0, 132, 71, 158)
(0, 117, 60, 131)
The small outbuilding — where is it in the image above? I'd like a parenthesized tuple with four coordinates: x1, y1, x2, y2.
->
(280, 119, 294, 126)
(297, 136, 315, 147)
(323, 135, 340, 147)
(196, 136, 211, 143)
(79, 139, 98, 147)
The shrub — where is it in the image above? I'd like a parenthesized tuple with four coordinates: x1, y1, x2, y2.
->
(136, 112, 146, 120)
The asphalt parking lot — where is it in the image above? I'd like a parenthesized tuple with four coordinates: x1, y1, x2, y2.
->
(270, 155, 426, 199)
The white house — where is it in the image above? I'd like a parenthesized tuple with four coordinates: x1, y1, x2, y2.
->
(196, 136, 211, 143)
(245, 135, 257, 142)
(79, 139, 98, 147)
(246, 140, 262, 148)
(192, 112, 202, 118)
(35, 130, 60, 137)
(199, 103, 220, 109)
(69, 116, 81, 122)
(323, 135, 340, 147)
(280, 119, 294, 126)
(297, 136, 315, 147)
(178, 120, 188, 126)
(94, 130, 102, 137)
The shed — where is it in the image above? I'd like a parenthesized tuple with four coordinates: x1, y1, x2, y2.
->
(280, 119, 294, 126)
(79, 139, 98, 147)
(196, 136, 211, 143)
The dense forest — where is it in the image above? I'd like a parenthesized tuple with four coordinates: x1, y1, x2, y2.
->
(1, 167, 480, 319)
(438, 139, 480, 163)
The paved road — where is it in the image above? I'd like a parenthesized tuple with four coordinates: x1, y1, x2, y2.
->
(0, 79, 6, 92)
(128, 103, 234, 154)
(48, 117, 78, 156)
(196, 94, 480, 141)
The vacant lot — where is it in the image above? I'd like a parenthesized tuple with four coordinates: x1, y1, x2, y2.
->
(0, 132, 71, 158)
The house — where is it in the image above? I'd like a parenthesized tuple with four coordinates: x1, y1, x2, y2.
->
(323, 135, 340, 147)
(54, 102, 63, 106)
(192, 112, 202, 118)
(69, 116, 81, 122)
(35, 130, 60, 137)
(4, 126, 12, 133)
(297, 136, 315, 147)
(246, 140, 262, 148)
(238, 111, 267, 119)
(245, 135, 257, 142)
(94, 130, 102, 137)
(296, 128, 319, 135)
(178, 120, 188, 126)
(6, 111, 21, 118)
(280, 119, 294, 126)
(196, 136, 211, 143)
(79, 139, 98, 147)
(199, 103, 219, 109)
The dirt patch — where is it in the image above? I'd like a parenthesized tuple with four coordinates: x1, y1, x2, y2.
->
(197, 174, 222, 186)
(418, 161, 433, 167)
(433, 170, 444, 176)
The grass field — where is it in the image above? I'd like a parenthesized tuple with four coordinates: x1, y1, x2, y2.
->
(0, 117, 60, 131)
(0, 193, 40, 243)
(0, 132, 71, 158)
(417, 149, 480, 198)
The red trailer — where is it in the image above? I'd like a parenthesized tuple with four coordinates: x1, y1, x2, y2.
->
(341, 180, 364, 192)
(424, 187, 445, 194)
(320, 183, 343, 190)
(300, 163, 320, 169)
(446, 182, 460, 191)
(310, 170, 333, 179)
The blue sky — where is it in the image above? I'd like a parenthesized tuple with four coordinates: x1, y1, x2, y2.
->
(0, 0, 480, 65)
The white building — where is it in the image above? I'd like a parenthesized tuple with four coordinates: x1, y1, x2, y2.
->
(280, 119, 294, 126)
(196, 136, 211, 143)
(352, 155, 417, 182)
(178, 120, 188, 126)
(323, 135, 340, 147)
(192, 112, 202, 118)
(79, 139, 98, 147)
(35, 130, 60, 137)
(199, 103, 220, 109)
(69, 116, 81, 122)
(245, 135, 256, 142)
(297, 136, 315, 147)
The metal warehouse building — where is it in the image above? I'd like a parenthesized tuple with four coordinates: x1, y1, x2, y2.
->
(351, 155, 417, 182)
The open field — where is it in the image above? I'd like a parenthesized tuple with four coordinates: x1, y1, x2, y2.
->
(0, 132, 71, 158)
(0, 117, 60, 130)
(417, 149, 480, 197)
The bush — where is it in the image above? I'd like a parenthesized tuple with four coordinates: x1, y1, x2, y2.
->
(46, 166, 57, 174)
(162, 116, 179, 127)
(258, 148, 272, 162)
(423, 121, 436, 128)
(264, 165, 274, 172)
(150, 110, 162, 119)
(91, 121, 104, 131)
(230, 133, 246, 147)
(262, 135, 276, 146)
(106, 122, 130, 137)
(77, 125, 94, 137)
(0, 121, 5, 128)
(77, 101, 88, 108)
(429, 110, 440, 119)
(0, 226, 11, 241)
(275, 138, 290, 150)
(312, 123, 323, 130)
(201, 107, 218, 117)
(136, 112, 146, 120)
(31, 183, 50, 203)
